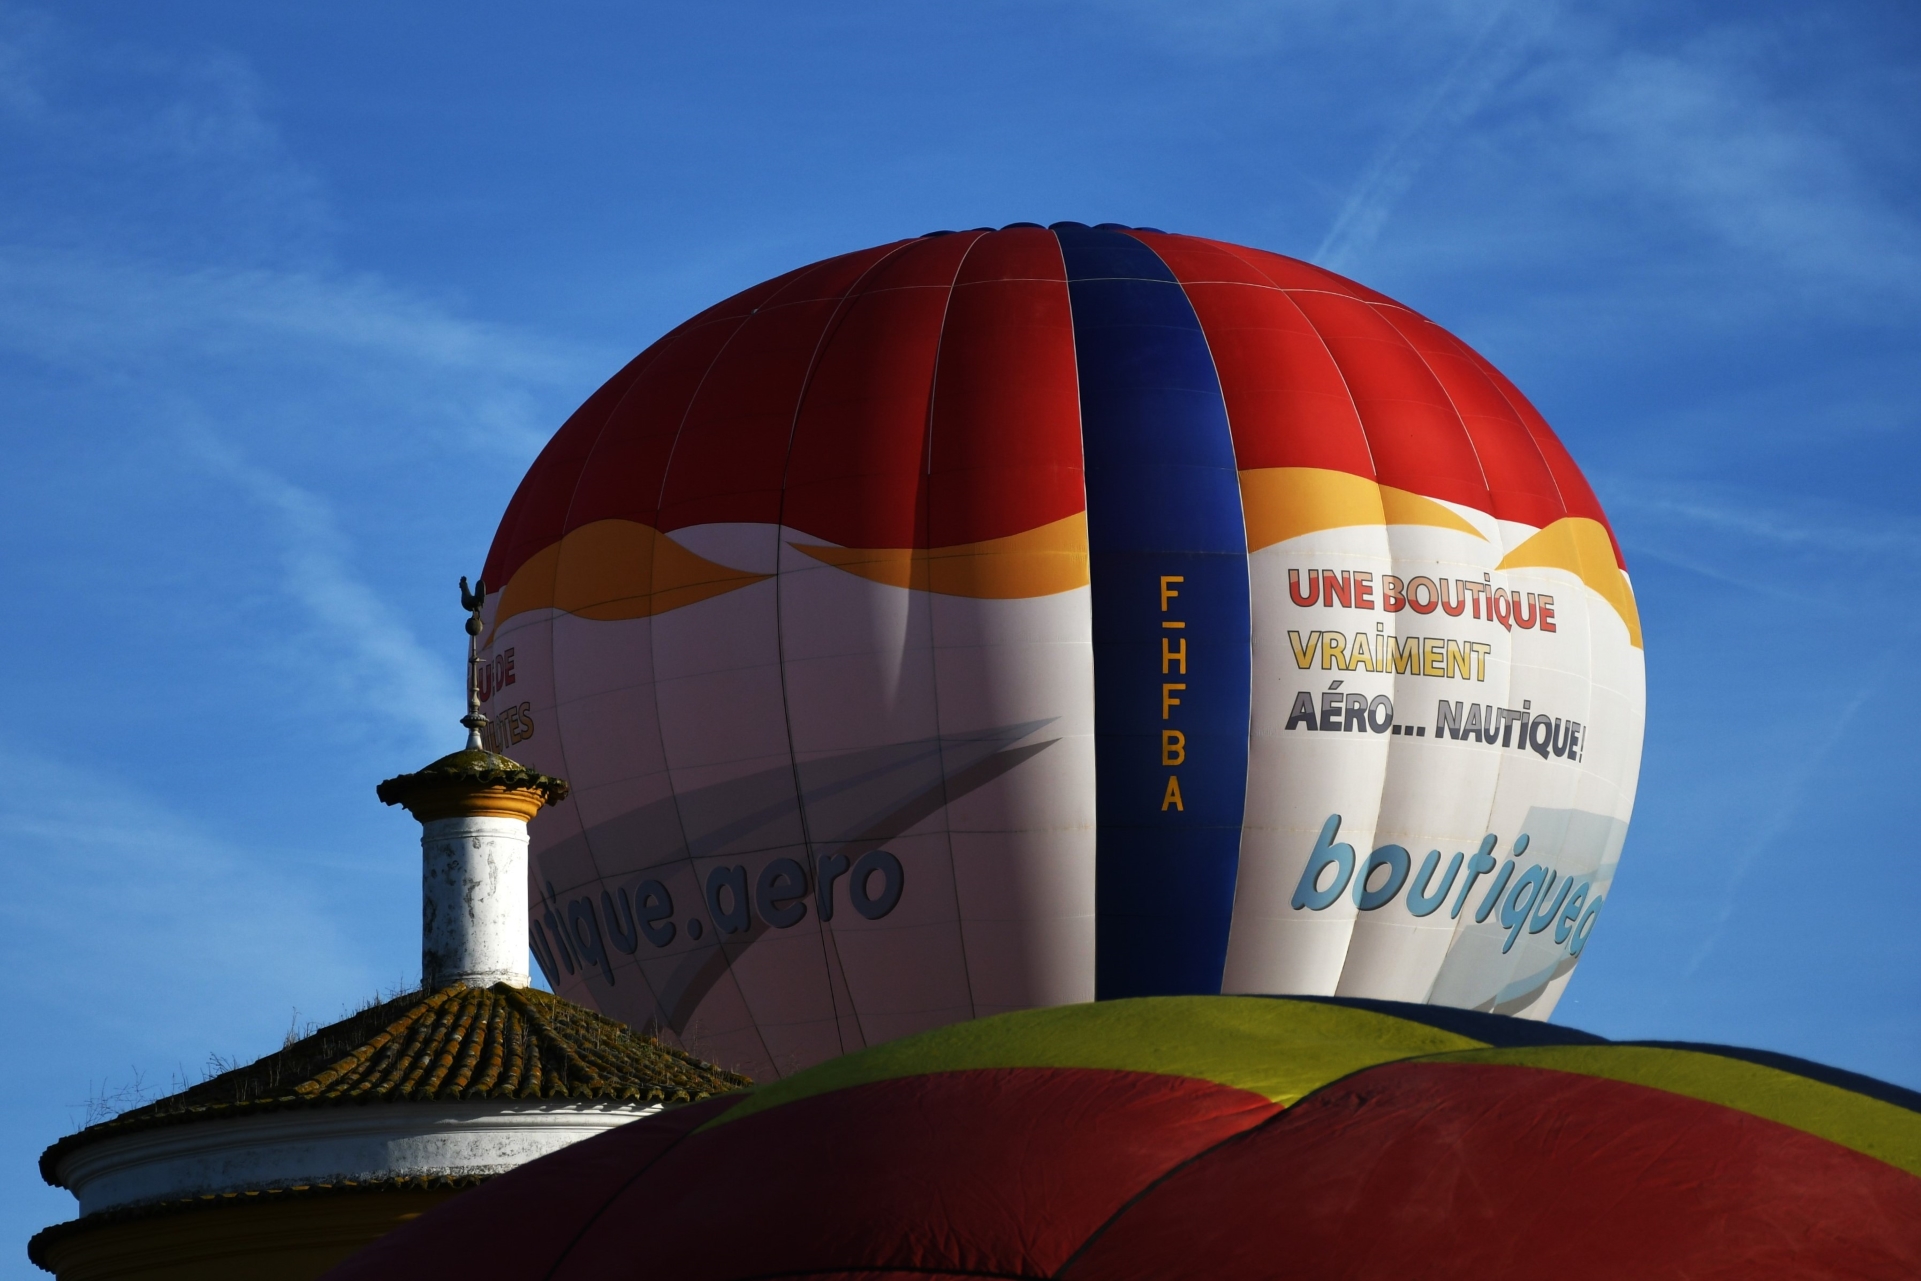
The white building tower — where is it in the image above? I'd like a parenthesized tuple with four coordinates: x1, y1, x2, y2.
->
(32, 580, 748, 1281)
(380, 577, 566, 992)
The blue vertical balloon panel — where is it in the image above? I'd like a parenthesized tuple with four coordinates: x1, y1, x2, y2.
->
(1056, 225, 1252, 999)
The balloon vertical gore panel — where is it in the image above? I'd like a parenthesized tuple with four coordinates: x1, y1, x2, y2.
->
(477, 227, 1646, 1078)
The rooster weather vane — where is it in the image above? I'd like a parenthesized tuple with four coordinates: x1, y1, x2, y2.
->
(460, 576, 488, 750)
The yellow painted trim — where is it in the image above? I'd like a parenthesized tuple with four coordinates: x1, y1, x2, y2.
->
(1496, 516, 1643, 648)
(790, 511, 1090, 599)
(389, 784, 546, 824)
(1238, 466, 1485, 551)
(491, 519, 769, 632)
(34, 1188, 465, 1281)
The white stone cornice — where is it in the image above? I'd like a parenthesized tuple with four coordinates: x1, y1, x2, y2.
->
(56, 1100, 658, 1216)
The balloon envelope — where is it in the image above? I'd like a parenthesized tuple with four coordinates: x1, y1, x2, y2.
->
(325, 998, 1921, 1280)
(479, 224, 1646, 1079)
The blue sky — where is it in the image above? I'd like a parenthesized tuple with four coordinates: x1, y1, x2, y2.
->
(4, 0, 1918, 1263)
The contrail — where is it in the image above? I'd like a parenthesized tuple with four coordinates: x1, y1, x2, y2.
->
(1315, 2, 1536, 272)
(1678, 633, 1910, 979)
(188, 426, 458, 750)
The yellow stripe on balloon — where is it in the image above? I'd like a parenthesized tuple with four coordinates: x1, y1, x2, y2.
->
(1238, 466, 1485, 551)
(700, 996, 1486, 1131)
(489, 519, 769, 634)
(1497, 517, 1643, 649)
(790, 511, 1090, 599)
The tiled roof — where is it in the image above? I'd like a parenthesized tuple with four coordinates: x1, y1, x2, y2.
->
(41, 983, 751, 1184)
(375, 747, 569, 807)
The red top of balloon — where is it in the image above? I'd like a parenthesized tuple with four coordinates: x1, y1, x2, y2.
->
(483, 224, 1620, 594)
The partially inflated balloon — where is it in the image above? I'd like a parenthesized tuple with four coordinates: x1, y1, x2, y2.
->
(328, 999, 1921, 1281)
(478, 224, 1645, 1079)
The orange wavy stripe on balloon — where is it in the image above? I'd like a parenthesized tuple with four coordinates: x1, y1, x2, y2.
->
(1498, 517, 1643, 649)
(790, 512, 1090, 598)
(1239, 467, 1486, 551)
(490, 519, 769, 632)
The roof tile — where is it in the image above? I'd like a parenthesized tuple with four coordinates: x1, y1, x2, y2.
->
(41, 983, 750, 1185)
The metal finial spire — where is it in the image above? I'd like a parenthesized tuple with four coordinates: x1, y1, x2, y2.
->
(459, 576, 489, 750)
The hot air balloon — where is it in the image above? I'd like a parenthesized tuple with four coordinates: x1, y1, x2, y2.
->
(478, 223, 1646, 1080)
(326, 998, 1921, 1280)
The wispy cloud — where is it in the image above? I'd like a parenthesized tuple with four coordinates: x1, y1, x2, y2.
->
(0, 5, 594, 452)
(0, 242, 584, 760)
(1291, 5, 1920, 320)
(0, 747, 380, 1059)
(1608, 481, 1921, 571)
(1676, 633, 1909, 978)
(1561, 43, 1921, 293)
(0, 7, 604, 768)
(0, 246, 584, 452)
(1314, 1, 1537, 271)
(190, 435, 458, 749)
(1087, 0, 1501, 61)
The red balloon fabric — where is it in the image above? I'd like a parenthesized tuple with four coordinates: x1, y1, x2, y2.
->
(474, 222, 1651, 1079)
(326, 997, 1921, 1280)
(480, 225, 1621, 594)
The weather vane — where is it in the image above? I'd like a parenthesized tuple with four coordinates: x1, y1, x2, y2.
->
(459, 576, 488, 750)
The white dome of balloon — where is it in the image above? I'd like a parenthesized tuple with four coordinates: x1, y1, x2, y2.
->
(476, 225, 1646, 1079)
